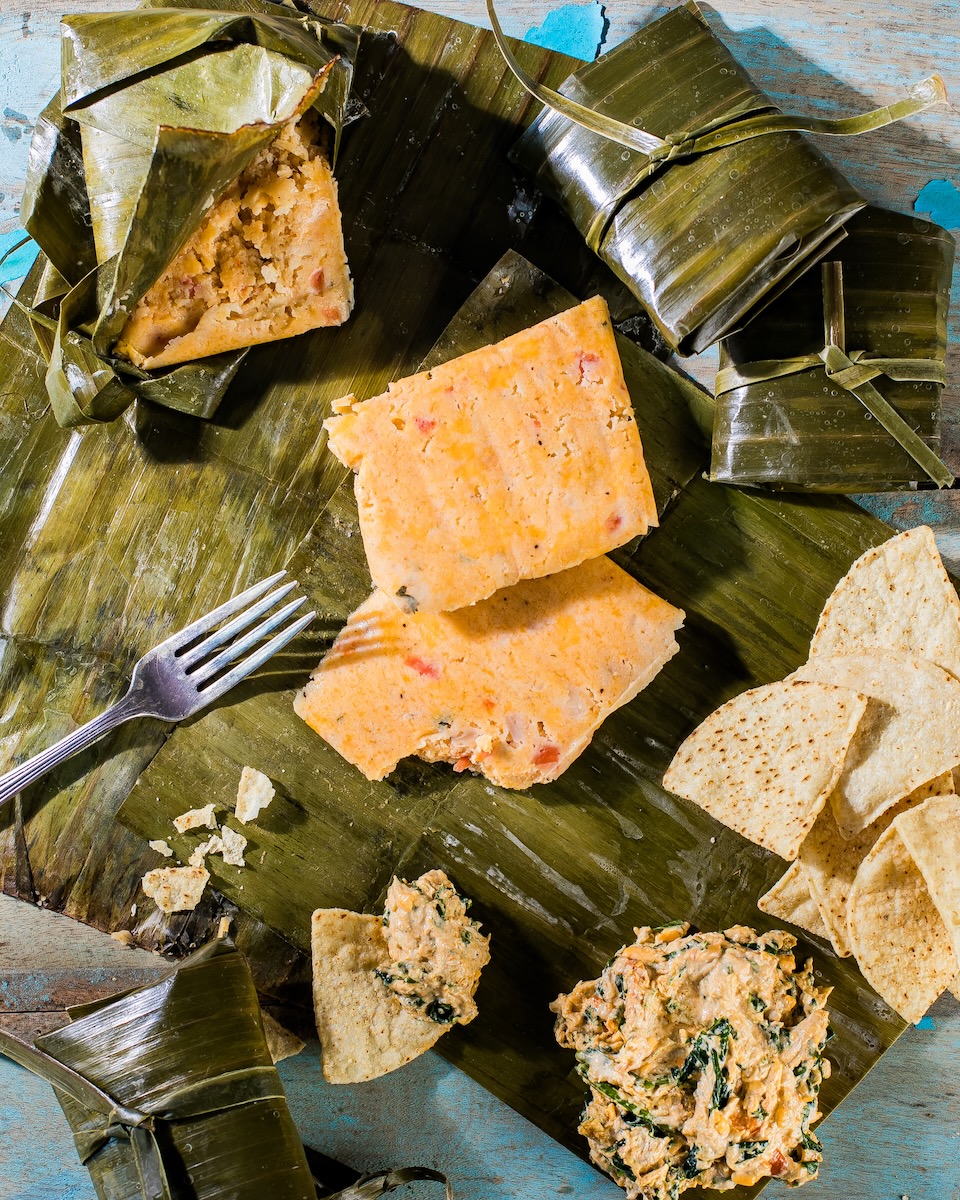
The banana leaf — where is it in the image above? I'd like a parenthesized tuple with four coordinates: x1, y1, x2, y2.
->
(0, 0, 919, 1190)
(504, 0, 945, 355)
(20, 0, 361, 427)
(117, 252, 906, 1193)
(711, 206, 956, 491)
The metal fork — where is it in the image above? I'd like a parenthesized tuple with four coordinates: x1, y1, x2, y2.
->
(0, 572, 316, 808)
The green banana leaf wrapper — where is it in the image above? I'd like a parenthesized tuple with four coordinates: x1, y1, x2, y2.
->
(710, 206, 956, 491)
(0, 936, 452, 1200)
(20, 0, 361, 428)
(0, 938, 320, 1200)
(506, 0, 944, 355)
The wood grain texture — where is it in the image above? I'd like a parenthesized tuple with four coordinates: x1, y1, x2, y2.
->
(1, 4, 959, 1200)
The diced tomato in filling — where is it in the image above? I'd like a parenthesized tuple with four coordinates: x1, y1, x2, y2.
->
(533, 744, 560, 767)
(605, 512, 623, 534)
(415, 416, 437, 435)
(576, 351, 601, 382)
(769, 1152, 788, 1177)
(309, 268, 326, 293)
(404, 655, 440, 679)
(454, 756, 471, 772)
(179, 277, 199, 299)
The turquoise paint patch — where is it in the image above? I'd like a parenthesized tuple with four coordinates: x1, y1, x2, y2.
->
(524, 2, 607, 61)
(914, 179, 960, 229)
(915, 1015, 936, 1030)
(0, 228, 39, 285)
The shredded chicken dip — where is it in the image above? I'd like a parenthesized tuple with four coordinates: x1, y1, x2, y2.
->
(553, 924, 831, 1199)
(379, 869, 490, 1025)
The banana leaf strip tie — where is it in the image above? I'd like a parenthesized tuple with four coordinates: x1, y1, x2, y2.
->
(492, 0, 946, 354)
(20, 1, 361, 427)
(711, 205, 955, 492)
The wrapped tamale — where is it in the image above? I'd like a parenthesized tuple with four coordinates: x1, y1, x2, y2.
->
(20, 2, 360, 427)
(0, 936, 452, 1200)
(497, 0, 944, 355)
(0, 938, 317, 1200)
(710, 207, 955, 491)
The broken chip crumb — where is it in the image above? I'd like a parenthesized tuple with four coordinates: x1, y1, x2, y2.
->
(141, 865, 209, 913)
(220, 825, 247, 867)
(148, 839, 174, 857)
(189, 835, 223, 867)
(172, 803, 218, 833)
(236, 765, 275, 823)
(110, 930, 137, 948)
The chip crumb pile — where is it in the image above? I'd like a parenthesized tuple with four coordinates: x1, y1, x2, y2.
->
(665, 528, 960, 1021)
(311, 868, 490, 1083)
(140, 769, 263, 913)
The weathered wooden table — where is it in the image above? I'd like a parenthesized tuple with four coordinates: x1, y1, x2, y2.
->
(1, 2, 959, 1198)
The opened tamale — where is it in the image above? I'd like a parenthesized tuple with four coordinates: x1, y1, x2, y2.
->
(20, 2, 360, 427)
(502, 0, 944, 355)
(710, 207, 955, 491)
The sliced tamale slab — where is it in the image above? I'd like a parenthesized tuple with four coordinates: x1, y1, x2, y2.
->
(21, 0, 361, 426)
(507, 1, 943, 355)
(119, 255, 905, 1188)
(711, 207, 955, 491)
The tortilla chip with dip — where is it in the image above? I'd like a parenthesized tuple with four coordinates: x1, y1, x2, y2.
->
(311, 909, 445, 1084)
(663, 679, 868, 861)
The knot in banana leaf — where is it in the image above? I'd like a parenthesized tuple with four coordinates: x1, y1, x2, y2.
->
(817, 343, 953, 488)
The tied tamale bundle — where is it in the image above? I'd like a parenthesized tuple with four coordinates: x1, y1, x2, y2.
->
(711, 207, 955, 492)
(0, 935, 453, 1200)
(20, 1, 361, 427)
(494, 0, 945, 355)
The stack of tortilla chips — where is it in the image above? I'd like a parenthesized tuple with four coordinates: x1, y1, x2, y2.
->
(664, 527, 960, 1022)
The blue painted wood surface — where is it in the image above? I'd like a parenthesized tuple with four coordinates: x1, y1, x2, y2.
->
(2, 3, 960, 1199)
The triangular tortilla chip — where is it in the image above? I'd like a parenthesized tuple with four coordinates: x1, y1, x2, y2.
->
(810, 527, 960, 680)
(847, 821, 957, 1023)
(895, 794, 960, 974)
(799, 773, 954, 957)
(757, 860, 829, 941)
(663, 679, 868, 861)
(311, 910, 443, 1083)
(790, 652, 960, 838)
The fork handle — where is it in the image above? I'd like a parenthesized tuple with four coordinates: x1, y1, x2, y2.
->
(0, 690, 144, 809)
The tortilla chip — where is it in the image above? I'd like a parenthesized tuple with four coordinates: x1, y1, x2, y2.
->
(810, 527, 960, 680)
(311, 910, 444, 1083)
(847, 822, 956, 1023)
(895, 794, 960, 974)
(141, 865, 209, 913)
(790, 653, 960, 838)
(799, 773, 954, 957)
(663, 679, 868, 861)
(236, 766, 275, 823)
(261, 1011, 305, 1064)
(757, 861, 829, 940)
